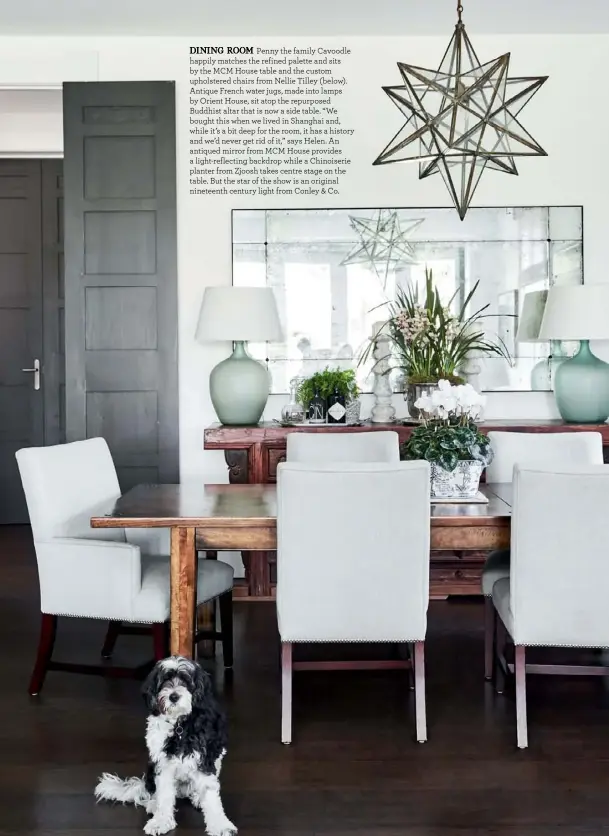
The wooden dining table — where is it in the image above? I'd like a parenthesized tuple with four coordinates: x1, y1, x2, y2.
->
(91, 482, 512, 658)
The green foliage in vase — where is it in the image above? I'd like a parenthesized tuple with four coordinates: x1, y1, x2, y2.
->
(360, 267, 511, 382)
(297, 367, 360, 407)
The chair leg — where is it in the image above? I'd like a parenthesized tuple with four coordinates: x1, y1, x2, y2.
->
(484, 597, 496, 681)
(394, 642, 414, 690)
(494, 614, 507, 695)
(29, 613, 57, 696)
(101, 620, 122, 660)
(413, 640, 427, 743)
(515, 645, 528, 749)
(164, 622, 170, 658)
(281, 642, 293, 745)
(151, 623, 167, 661)
(218, 591, 234, 668)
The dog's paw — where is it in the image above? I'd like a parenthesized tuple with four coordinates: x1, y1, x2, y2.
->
(143, 814, 176, 835)
(207, 820, 237, 836)
(145, 799, 157, 815)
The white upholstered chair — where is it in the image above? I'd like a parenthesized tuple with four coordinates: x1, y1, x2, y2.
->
(482, 431, 603, 679)
(286, 430, 400, 463)
(16, 438, 234, 694)
(492, 464, 609, 748)
(276, 460, 430, 744)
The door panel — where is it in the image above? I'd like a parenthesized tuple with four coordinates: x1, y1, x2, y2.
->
(62, 82, 179, 487)
(0, 162, 44, 523)
(41, 160, 65, 447)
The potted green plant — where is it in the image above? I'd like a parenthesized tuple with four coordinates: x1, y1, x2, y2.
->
(360, 267, 510, 420)
(401, 380, 493, 498)
(297, 367, 361, 423)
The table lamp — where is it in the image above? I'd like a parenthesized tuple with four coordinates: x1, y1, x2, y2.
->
(538, 284, 609, 423)
(196, 286, 283, 425)
(515, 289, 567, 390)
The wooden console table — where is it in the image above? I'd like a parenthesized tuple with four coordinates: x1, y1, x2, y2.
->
(204, 420, 609, 601)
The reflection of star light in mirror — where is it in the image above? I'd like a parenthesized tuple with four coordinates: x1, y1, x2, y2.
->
(341, 209, 424, 288)
(373, 2, 548, 220)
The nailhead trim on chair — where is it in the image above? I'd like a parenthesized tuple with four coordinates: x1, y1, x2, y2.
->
(44, 611, 156, 623)
(280, 637, 425, 643)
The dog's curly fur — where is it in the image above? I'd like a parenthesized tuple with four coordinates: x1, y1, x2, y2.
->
(95, 656, 237, 836)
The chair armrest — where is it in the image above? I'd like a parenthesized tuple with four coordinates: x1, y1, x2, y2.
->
(34, 537, 142, 621)
(125, 527, 171, 557)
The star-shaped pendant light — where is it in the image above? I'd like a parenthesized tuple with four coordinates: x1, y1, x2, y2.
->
(341, 209, 424, 287)
(373, 2, 548, 220)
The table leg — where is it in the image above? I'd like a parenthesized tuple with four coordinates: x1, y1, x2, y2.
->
(170, 527, 197, 658)
(247, 550, 271, 597)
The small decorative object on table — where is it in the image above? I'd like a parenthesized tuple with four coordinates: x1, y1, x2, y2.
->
(360, 267, 510, 421)
(281, 377, 307, 425)
(401, 380, 493, 499)
(370, 321, 396, 423)
(327, 386, 347, 424)
(308, 387, 326, 424)
(297, 367, 361, 425)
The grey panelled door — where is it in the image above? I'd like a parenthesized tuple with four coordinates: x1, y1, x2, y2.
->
(0, 160, 65, 524)
(0, 162, 44, 523)
(62, 82, 179, 488)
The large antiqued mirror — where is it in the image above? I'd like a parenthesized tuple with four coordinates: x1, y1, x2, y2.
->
(231, 206, 583, 394)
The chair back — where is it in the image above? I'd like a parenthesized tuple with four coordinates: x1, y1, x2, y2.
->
(276, 460, 430, 643)
(15, 438, 124, 543)
(486, 431, 603, 482)
(510, 464, 609, 647)
(286, 430, 400, 463)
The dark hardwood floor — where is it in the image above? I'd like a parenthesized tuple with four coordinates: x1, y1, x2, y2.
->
(3, 525, 609, 835)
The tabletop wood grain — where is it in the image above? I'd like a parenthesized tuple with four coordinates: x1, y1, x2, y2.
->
(90, 482, 512, 530)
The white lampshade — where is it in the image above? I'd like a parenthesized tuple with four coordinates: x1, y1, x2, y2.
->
(195, 286, 283, 343)
(516, 289, 548, 343)
(539, 284, 609, 341)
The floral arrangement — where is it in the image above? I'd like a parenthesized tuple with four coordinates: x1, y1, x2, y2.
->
(297, 367, 359, 408)
(361, 267, 510, 384)
(401, 380, 493, 473)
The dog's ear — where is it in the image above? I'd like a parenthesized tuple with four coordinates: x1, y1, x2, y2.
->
(142, 665, 162, 715)
(191, 662, 212, 710)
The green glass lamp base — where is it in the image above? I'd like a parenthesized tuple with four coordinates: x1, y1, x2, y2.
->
(553, 340, 609, 424)
(209, 341, 270, 426)
(531, 355, 566, 391)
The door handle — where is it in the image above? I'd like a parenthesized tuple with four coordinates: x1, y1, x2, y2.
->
(21, 358, 41, 391)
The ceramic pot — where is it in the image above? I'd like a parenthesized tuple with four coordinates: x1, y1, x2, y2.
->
(429, 460, 484, 499)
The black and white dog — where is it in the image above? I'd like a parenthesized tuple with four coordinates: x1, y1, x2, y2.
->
(95, 656, 237, 836)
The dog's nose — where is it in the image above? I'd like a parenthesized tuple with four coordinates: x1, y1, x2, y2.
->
(168, 692, 179, 704)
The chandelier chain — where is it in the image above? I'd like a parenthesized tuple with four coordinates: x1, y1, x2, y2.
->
(457, 1, 463, 23)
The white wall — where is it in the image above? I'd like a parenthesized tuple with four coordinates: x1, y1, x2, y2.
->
(0, 34, 607, 488)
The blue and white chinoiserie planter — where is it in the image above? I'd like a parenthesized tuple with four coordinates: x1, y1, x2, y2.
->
(429, 460, 484, 499)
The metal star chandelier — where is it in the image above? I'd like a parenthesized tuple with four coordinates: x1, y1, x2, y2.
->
(373, 2, 549, 220)
(341, 209, 423, 288)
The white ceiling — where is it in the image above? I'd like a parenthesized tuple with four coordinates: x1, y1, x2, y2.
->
(0, 0, 607, 36)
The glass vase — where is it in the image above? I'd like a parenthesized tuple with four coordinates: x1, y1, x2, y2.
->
(281, 377, 306, 425)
